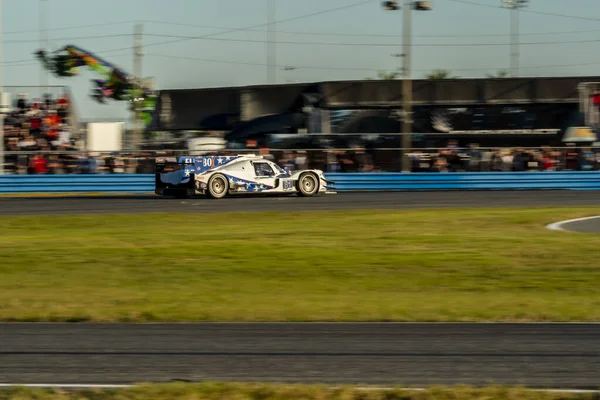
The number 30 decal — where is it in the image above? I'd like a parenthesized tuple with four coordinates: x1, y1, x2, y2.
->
(203, 158, 213, 167)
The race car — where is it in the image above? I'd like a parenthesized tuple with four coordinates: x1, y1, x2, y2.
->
(155, 154, 335, 199)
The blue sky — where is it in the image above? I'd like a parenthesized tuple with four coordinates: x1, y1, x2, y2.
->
(2, 0, 600, 120)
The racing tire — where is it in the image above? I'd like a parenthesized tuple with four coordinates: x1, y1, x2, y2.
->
(297, 172, 320, 197)
(207, 173, 230, 199)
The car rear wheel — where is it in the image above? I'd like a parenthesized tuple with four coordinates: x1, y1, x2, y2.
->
(207, 173, 229, 199)
(297, 172, 319, 197)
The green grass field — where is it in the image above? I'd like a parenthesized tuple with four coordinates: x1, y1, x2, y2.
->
(0, 383, 596, 400)
(1, 207, 599, 322)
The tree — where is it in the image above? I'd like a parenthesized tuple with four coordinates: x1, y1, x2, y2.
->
(425, 69, 457, 79)
(365, 70, 400, 80)
(486, 70, 510, 78)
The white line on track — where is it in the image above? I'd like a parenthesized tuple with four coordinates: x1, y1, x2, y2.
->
(0, 384, 598, 393)
(546, 215, 600, 231)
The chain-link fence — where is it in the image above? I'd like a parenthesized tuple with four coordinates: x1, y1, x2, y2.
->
(2, 146, 600, 175)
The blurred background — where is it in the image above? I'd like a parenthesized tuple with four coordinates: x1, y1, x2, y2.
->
(2, 0, 600, 175)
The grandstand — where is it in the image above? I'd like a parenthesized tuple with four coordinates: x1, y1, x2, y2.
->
(1, 85, 82, 174)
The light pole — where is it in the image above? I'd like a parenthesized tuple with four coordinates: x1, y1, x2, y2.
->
(391, 53, 402, 75)
(132, 22, 143, 150)
(502, 0, 528, 77)
(382, 0, 432, 172)
(267, 0, 276, 84)
(0, 0, 4, 175)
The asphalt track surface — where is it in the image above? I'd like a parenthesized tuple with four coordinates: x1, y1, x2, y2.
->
(1, 191, 600, 215)
(554, 216, 600, 233)
(1, 323, 600, 388)
(1, 193, 599, 388)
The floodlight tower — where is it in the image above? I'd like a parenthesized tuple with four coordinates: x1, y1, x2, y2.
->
(382, 1, 432, 172)
(502, 0, 528, 77)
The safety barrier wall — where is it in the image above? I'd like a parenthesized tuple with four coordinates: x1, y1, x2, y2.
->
(2, 172, 600, 194)
(0, 174, 154, 194)
(326, 172, 600, 191)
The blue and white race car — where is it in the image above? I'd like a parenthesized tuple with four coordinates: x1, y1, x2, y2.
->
(155, 154, 334, 199)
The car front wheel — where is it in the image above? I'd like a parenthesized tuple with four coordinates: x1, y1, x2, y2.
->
(297, 172, 320, 197)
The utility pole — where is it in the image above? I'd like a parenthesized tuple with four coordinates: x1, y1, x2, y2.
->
(0, 0, 4, 175)
(502, 0, 528, 77)
(132, 22, 143, 150)
(382, 0, 432, 172)
(39, 0, 48, 91)
(401, 0, 412, 172)
(267, 0, 276, 84)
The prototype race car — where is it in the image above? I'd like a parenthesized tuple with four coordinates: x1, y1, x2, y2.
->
(155, 154, 335, 199)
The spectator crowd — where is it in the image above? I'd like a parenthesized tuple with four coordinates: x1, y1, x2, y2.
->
(2, 92, 78, 174)
(3, 144, 598, 175)
(2, 94, 599, 174)
(406, 142, 600, 173)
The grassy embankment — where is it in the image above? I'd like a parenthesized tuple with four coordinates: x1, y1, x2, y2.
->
(1, 207, 599, 322)
(1, 383, 597, 400)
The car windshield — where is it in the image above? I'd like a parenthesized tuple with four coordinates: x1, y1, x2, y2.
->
(272, 163, 287, 174)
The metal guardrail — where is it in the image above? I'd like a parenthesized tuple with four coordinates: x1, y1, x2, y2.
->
(2, 172, 600, 194)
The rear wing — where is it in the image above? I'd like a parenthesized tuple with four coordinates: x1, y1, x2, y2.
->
(155, 156, 201, 173)
(155, 157, 195, 193)
(156, 155, 258, 174)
